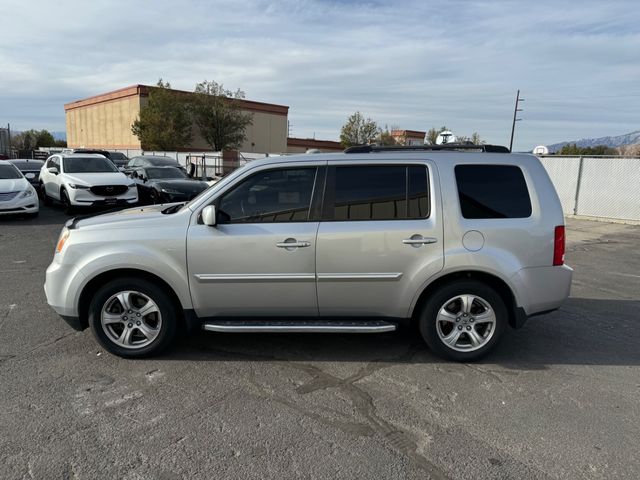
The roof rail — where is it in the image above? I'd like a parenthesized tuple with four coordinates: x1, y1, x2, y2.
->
(344, 144, 511, 154)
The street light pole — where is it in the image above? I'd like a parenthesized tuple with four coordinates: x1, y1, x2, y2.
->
(509, 90, 524, 152)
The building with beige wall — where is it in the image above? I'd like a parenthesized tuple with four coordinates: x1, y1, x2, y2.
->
(65, 84, 294, 154)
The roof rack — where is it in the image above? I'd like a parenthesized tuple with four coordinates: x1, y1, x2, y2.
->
(344, 144, 511, 154)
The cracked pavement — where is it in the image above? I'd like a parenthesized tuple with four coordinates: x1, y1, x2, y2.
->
(1, 207, 639, 479)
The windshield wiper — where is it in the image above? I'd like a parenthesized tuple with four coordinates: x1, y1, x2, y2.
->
(161, 202, 186, 214)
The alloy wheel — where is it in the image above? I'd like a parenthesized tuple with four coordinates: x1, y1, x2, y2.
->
(435, 294, 496, 352)
(100, 290, 163, 349)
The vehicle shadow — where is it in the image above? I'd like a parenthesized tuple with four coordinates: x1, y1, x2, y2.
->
(0, 203, 136, 227)
(159, 297, 640, 369)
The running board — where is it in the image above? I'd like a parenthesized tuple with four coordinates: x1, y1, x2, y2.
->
(202, 319, 397, 333)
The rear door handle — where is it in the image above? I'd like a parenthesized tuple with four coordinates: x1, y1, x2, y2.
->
(276, 239, 311, 249)
(403, 236, 438, 246)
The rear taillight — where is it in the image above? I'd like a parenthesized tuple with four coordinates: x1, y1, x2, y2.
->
(553, 225, 565, 266)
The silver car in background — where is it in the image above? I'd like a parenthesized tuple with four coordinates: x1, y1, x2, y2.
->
(44, 144, 572, 361)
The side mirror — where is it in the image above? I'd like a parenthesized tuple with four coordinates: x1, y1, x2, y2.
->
(47, 167, 59, 175)
(202, 205, 217, 226)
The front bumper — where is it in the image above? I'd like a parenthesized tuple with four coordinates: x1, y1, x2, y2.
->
(0, 193, 39, 215)
(68, 187, 138, 207)
(44, 258, 86, 320)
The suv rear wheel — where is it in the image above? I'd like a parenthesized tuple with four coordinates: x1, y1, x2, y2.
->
(419, 280, 507, 361)
(88, 278, 178, 358)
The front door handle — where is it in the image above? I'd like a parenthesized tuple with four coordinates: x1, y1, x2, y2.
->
(276, 238, 311, 250)
(403, 235, 438, 246)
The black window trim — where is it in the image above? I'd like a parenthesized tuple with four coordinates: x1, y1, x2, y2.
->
(321, 163, 431, 222)
(211, 165, 325, 225)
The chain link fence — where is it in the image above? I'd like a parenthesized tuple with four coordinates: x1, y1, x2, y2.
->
(538, 155, 640, 222)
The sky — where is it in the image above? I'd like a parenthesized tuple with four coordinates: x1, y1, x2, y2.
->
(1, 0, 639, 151)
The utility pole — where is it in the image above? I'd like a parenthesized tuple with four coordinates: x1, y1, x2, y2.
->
(7, 123, 12, 158)
(509, 90, 524, 152)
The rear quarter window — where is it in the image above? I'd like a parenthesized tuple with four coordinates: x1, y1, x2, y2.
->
(455, 165, 532, 219)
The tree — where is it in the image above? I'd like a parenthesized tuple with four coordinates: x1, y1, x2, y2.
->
(425, 126, 448, 145)
(377, 126, 397, 146)
(11, 129, 57, 149)
(131, 79, 192, 150)
(190, 80, 253, 151)
(340, 112, 379, 147)
(470, 132, 484, 145)
(558, 143, 617, 155)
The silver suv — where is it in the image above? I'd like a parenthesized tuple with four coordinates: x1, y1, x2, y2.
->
(45, 145, 572, 361)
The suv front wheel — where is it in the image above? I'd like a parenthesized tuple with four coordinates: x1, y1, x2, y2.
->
(419, 280, 507, 361)
(88, 278, 178, 357)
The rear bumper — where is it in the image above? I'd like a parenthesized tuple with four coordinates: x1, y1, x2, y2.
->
(511, 264, 573, 316)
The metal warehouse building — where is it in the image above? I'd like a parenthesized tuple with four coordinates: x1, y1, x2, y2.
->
(64, 84, 342, 154)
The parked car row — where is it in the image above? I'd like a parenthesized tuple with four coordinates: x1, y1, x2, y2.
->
(0, 154, 210, 218)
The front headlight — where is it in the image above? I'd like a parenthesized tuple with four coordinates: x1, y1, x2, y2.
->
(68, 183, 90, 189)
(161, 188, 181, 194)
(19, 188, 35, 198)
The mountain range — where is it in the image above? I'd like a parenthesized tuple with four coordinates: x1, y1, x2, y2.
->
(547, 130, 640, 153)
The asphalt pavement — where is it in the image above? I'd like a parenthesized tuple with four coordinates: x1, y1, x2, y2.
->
(0, 205, 639, 479)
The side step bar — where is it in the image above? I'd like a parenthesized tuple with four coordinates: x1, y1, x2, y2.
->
(202, 319, 397, 333)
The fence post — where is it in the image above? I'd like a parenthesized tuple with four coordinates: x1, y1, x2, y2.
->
(573, 156, 584, 215)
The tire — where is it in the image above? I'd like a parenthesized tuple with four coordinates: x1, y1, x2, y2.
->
(60, 189, 74, 214)
(418, 280, 507, 361)
(88, 277, 178, 358)
(41, 184, 52, 206)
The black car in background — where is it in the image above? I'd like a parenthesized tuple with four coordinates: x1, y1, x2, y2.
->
(126, 155, 188, 175)
(129, 166, 209, 204)
(8, 159, 45, 187)
(107, 151, 129, 169)
(70, 149, 129, 169)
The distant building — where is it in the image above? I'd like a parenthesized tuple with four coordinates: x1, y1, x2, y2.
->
(391, 129, 426, 146)
(64, 84, 339, 154)
(286, 137, 343, 153)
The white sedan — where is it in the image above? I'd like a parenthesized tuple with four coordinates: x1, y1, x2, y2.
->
(0, 160, 39, 218)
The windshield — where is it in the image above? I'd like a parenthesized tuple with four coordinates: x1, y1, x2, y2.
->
(63, 157, 118, 173)
(0, 164, 23, 179)
(11, 161, 43, 170)
(109, 152, 128, 160)
(147, 167, 187, 179)
(148, 158, 179, 166)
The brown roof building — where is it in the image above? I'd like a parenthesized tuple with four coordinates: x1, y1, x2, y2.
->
(390, 129, 426, 146)
(64, 84, 341, 154)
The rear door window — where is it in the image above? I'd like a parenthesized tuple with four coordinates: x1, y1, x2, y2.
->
(326, 165, 430, 221)
(455, 165, 532, 219)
